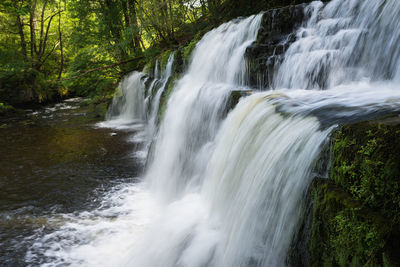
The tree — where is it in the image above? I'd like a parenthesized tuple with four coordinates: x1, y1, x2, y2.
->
(1, 0, 301, 105)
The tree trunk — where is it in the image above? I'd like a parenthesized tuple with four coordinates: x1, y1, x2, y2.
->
(38, 0, 48, 56)
(99, 0, 127, 60)
(29, 0, 37, 66)
(57, 0, 64, 80)
(128, 0, 143, 51)
(16, 15, 27, 60)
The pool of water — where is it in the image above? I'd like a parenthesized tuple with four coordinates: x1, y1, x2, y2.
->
(0, 99, 143, 266)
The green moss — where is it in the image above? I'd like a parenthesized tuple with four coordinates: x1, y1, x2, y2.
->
(310, 120, 400, 266)
(158, 73, 179, 121)
(0, 102, 14, 115)
(160, 50, 172, 69)
(182, 32, 203, 63)
(330, 122, 400, 224)
(310, 180, 396, 267)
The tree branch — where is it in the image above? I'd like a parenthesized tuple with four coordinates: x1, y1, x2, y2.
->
(42, 10, 64, 59)
(38, 0, 48, 56)
(56, 56, 144, 82)
(37, 41, 60, 69)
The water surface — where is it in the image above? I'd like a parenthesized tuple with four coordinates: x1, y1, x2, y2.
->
(0, 99, 143, 266)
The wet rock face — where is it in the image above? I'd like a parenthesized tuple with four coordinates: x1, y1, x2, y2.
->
(246, 4, 307, 89)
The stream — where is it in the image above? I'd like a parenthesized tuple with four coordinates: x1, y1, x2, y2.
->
(0, 99, 143, 266)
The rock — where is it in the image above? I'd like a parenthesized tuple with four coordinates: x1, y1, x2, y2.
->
(227, 90, 253, 110)
(309, 179, 399, 266)
(305, 119, 400, 266)
(245, 4, 307, 89)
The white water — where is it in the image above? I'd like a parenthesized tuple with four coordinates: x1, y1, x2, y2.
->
(143, 60, 159, 119)
(101, 72, 146, 130)
(27, 1, 400, 266)
(98, 54, 175, 161)
(147, 53, 175, 141)
(275, 0, 400, 89)
(145, 15, 262, 200)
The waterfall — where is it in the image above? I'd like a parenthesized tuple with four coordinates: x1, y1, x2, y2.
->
(118, 93, 332, 267)
(99, 54, 174, 150)
(147, 53, 175, 140)
(105, 72, 146, 128)
(275, 0, 400, 89)
(202, 94, 332, 266)
(26, 1, 400, 266)
(143, 60, 159, 122)
(145, 15, 262, 199)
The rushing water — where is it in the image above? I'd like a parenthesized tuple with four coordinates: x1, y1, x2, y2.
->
(4, 0, 400, 266)
(147, 53, 175, 143)
(100, 54, 175, 162)
(276, 0, 400, 89)
(105, 72, 146, 128)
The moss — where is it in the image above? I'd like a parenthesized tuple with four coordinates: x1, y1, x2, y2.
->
(182, 32, 203, 64)
(0, 102, 14, 115)
(159, 50, 172, 69)
(310, 180, 397, 266)
(157, 73, 179, 121)
(330, 122, 400, 224)
(310, 120, 400, 266)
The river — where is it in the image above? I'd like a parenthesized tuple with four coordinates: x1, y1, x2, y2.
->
(0, 99, 143, 266)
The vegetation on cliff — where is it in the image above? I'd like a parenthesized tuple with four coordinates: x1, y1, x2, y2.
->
(310, 120, 400, 266)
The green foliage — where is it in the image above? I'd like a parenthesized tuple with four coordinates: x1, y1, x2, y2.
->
(330, 123, 400, 224)
(0, 67, 56, 104)
(331, 210, 386, 266)
(310, 180, 397, 267)
(0, 0, 66, 104)
(310, 120, 400, 266)
(0, 0, 318, 106)
(62, 46, 118, 97)
(158, 73, 179, 120)
(182, 32, 203, 63)
(0, 102, 14, 115)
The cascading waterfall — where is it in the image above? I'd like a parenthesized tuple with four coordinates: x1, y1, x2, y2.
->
(275, 0, 400, 89)
(145, 15, 262, 199)
(26, 1, 400, 266)
(105, 72, 146, 128)
(147, 53, 175, 140)
(99, 54, 175, 160)
(143, 60, 159, 121)
(135, 54, 175, 161)
(121, 93, 332, 267)
(201, 94, 332, 266)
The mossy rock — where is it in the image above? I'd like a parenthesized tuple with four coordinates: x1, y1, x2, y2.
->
(182, 31, 203, 65)
(330, 121, 400, 224)
(310, 179, 400, 267)
(160, 50, 173, 69)
(0, 102, 15, 116)
(157, 73, 179, 121)
(309, 119, 400, 266)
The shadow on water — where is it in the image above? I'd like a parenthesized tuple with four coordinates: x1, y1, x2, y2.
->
(0, 99, 143, 266)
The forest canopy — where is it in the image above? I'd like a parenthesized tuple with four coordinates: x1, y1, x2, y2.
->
(0, 0, 308, 107)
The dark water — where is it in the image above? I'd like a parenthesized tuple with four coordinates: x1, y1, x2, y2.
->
(0, 99, 143, 266)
